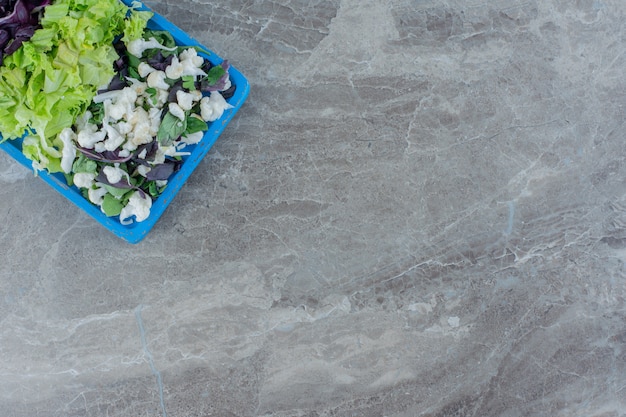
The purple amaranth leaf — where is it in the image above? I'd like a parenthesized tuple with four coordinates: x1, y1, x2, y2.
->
(132, 141, 159, 165)
(1, 0, 51, 60)
(145, 159, 181, 181)
(167, 81, 184, 103)
(3, 22, 33, 53)
(77, 145, 134, 163)
(103, 72, 128, 92)
(147, 51, 173, 71)
(0, 28, 8, 46)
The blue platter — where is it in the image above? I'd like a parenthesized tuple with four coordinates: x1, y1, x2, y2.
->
(0, 0, 250, 243)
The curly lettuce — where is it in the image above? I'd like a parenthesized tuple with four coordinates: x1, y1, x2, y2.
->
(0, 0, 152, 173)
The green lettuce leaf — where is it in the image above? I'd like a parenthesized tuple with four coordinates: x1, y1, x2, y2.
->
(0, 0, 153, 174)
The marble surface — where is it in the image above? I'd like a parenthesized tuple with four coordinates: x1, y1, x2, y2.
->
(1, 0, 626, 416)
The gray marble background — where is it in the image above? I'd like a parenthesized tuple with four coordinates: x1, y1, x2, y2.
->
(1, 0, 625, 416)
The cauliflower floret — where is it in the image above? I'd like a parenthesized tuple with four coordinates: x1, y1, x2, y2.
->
(126, 37, 177, 58)
(147, 70, 169, 90)
(127, 77, 148, 96)
(103, 165, 127, 184)
(138, 62, 156, 78)
(165, 56, 184, 79)
(77, 128, 106, 149)
(148, 107, 162, 136)
(179, 48, 204, 67)
(168, 102, 186, 121)
(58, 128, 77, 174)
(153, 146, 167, 165)
(176, 90, 196, 111)
(73, 172, 96, 189)
(119, 191, 153, 224)
(122, 140, 138, 152)
(104, 125, 125, 151)
(135, 164, 151, 177)
(128, 106, 148, 124)
(94, 142, 106, 153)
(105, 99, 125, 122)
(155, 88, 170, 108)
(130, 120, 153, 146)
(181, 130, 204, 145)
(190, 90, 203, 102)
(116, 122, 132, 137)
(101, 88, 138, 122)
(180, 58, 207, 78)
(200, 92, 233, 122)
(88, 184, 108, 205)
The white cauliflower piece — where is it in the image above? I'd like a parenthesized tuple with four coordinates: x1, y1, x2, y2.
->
(155, 88, 170, 108)
(168, 102, 186, 121)
(58, 128, 77, 174)
(88, 185, 108, 205)
(180, 58, 207, 78)
(181, 130, 204, 145)
(138, 62, 156, 78)
(153, 146, 167, 165)
(200, 92, 233, 122)
(179, 48, 204, 67)
(115, 121, 133, 135)
(147, 70, 170, 90)
(130, 120, 153, 146)
(73, 172, 96, 189)
(77, 128, 106, 149)
(127, 77, 148, 96)
(165, 56, 184, 79)
(136, 164, 151, 177)
(101, 88, 138, 122)
(94, 142, 106, 153)
(103, 165, 127, 184)
(128, 106, 149, 126)
(176, 90, 196, 111)
(119, 191, 153, 224)
(126, 37, 177, 58)
(148, 107, 162, 136)
(104, 125, 125, 151)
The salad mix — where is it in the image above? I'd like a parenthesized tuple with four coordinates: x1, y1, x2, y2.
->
(0, 0, 235, 224)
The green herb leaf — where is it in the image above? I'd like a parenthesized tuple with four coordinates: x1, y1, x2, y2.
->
(87, 101, 105, 125)
(185, 115, 208, 135)
(206, 65, 226, 85)
(182, 75, 195, 90)
(104, 185, 130, 199)
(72, 154, 97, 174)
(101, 193, 124, 216)
(157, 111, 187, 146)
